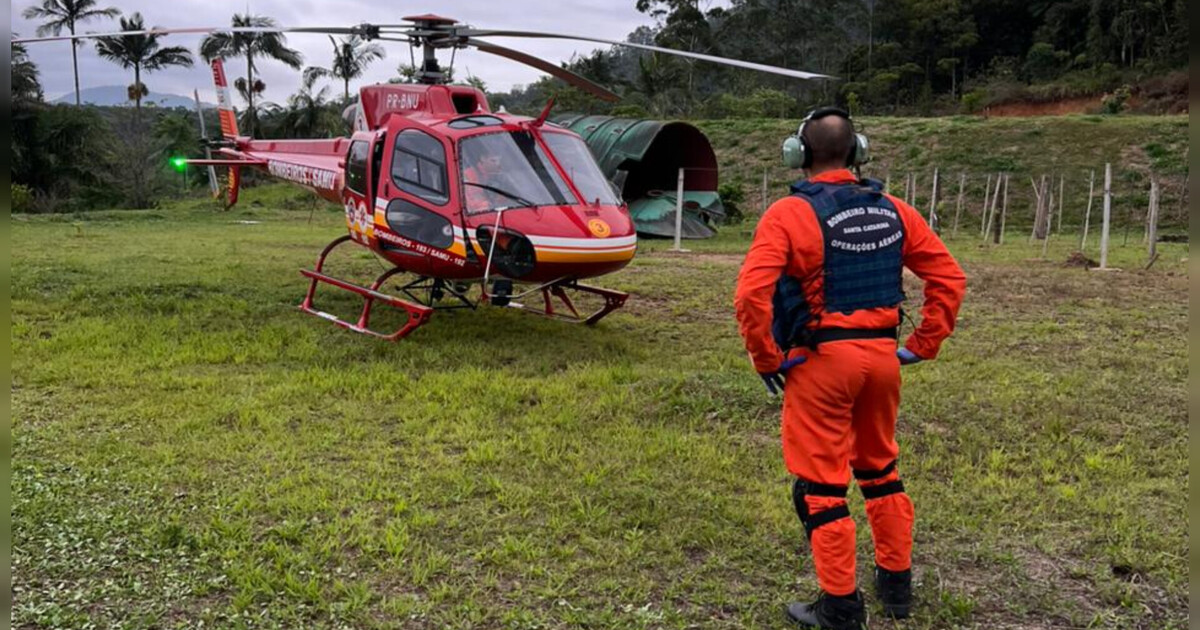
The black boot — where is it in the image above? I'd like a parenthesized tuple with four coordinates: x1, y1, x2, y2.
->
(874, 566, 913, 619)
(785, 590, 867, 630)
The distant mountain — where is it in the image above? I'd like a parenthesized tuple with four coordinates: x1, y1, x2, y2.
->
(53, 86, 215, 109)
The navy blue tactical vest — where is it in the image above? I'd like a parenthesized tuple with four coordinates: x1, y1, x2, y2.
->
(771, 178, 906, 351)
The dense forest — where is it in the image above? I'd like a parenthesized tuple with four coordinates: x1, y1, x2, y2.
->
(491, 0, 1190, 117)
(10, 0, 1189, 211)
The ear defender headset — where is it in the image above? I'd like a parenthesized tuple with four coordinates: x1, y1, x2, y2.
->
(781, 107, 870, 169)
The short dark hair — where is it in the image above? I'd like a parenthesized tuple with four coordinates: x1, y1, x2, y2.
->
(803, 114, 854, 168)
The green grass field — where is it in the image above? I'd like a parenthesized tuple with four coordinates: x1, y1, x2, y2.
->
(12, 183, 1187, 629)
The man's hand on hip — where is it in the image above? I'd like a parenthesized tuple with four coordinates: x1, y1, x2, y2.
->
(759, 356, 808, 395)
(897, 348, 923, 365)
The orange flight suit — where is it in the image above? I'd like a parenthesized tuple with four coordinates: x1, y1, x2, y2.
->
(734, 169, 966, 597)
(463, 165, 492, 213)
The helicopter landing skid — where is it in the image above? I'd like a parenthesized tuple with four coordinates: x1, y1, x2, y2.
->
(501, 280, 628, 326)
(298, 236, 433, 341)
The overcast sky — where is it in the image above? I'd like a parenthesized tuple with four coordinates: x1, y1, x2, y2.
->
(11, 0, 660, 103)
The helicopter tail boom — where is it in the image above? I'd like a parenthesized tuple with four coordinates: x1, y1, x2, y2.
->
(211, 59, 240, 139)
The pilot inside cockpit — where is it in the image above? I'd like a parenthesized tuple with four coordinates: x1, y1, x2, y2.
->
(462, 148, 505, 212)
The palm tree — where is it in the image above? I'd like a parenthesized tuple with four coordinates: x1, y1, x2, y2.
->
(12, 41, 44, 104)
(282, 73, 339, 138)
(12, 39, 44, 178)
(22, 0, 119, 106)
(232, 79, 281, 137)
(199, 14, 303, 138)
(303, 35, 386, 102)
(94, 13, 194, 114)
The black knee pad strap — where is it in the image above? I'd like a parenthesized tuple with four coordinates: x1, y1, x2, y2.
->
(804, 505, 851, 538)
(792, 478, 851, 539)
(861, 479, 906, 500)
(805, 481, 849, 498)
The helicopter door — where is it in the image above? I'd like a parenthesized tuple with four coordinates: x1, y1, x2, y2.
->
(377, 127, 459, 270)
(343, 136, 375, 243)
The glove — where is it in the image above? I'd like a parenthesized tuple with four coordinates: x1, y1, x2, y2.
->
(759, 356, 808, 396)
(897, 348, 923, 365)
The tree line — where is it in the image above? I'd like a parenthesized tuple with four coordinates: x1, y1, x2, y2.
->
(11, 0, 503, 210)
(11, 0, 1189, 211)
(492, 0, 1189, 118)
(12, 1, 397, 210)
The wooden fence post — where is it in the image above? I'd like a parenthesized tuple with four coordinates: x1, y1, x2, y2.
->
(980, 173, 993, 236)
(1028, 176, 1042, 243)
(1144, 177, 1156, 244)
(1081, 170, 1095, 251)
(1147, 177, 1159, 260)
(1032, 175, 1050, 241)
(982, 175, 994, 243)
(984, 173, 1002, 244)
(1099, 164, 1112, 269)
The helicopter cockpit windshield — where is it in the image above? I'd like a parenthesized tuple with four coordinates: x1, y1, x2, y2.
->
(540, 132, 620, 206)
(459, 130, 618, 214)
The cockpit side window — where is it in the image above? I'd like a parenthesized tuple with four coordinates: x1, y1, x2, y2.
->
(345, 140, 370, 194)
(392, 129, 449, 206)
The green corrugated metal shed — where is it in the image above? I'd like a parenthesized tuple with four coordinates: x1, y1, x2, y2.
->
(554, 115, 725, 239)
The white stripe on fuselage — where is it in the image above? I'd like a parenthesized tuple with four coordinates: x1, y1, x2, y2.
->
(370, 203, 637, 251)
(450, 225, 635, 249)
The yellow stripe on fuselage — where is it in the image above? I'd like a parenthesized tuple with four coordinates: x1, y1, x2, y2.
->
(534, 247, 637, 264)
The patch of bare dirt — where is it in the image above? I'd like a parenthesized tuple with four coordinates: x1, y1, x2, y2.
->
(1063, 252, 1098, 268)
(985, 96, 1103, 117)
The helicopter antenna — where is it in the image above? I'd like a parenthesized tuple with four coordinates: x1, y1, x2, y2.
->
(449, 47, 457, 82)
(533, 95, 556, 127)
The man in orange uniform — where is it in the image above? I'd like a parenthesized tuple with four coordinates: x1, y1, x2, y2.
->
(734, 108, 966, 629)
(463, 151, 504, 213)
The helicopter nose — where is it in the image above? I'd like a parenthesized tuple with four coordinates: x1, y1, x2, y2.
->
(525, 207, 636, 264)
(469, 207, 637, 281)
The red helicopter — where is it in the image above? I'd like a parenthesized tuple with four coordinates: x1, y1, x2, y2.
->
(16, 15, 831, 340)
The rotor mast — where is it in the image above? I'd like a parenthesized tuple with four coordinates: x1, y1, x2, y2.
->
(404, 14, 459, 85)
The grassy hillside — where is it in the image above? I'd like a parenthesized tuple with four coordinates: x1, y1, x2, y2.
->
(11, 186, 1187, 629)
(695, 115, 1189, 230)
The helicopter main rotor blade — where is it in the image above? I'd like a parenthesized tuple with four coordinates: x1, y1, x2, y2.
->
(467, 40, 619, 102)
(13, 25, 363, 44)
(456, 28, 835, 81)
